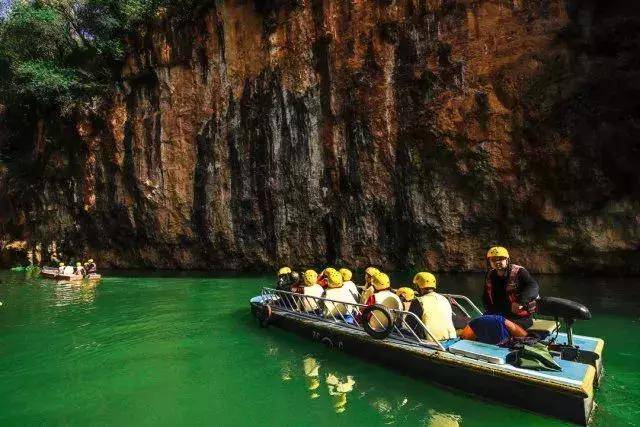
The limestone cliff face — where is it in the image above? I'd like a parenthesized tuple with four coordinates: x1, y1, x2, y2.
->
(1, 0, 639, 272)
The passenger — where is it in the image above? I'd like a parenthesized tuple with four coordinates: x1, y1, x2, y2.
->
(459, 314, 527, 345)
(339, 268, 359, 301)
(408, 272, 457, 341)
(323, 269, 358, 324)
(74, 262, 86, 277)
(63, 263, 75, 276)
(395, 287, 416, 332)
(316, 268, 330, 289)
(395, 287, 415, 312)
(359, 266, 380, 304)
(58, 262, 65, 274)
(301, 270, 324, 314)
(484, 246, 539, 329)
(84, 259, 97, 274)
(365, 272, 403, 331)
(276, 266, 294, 291)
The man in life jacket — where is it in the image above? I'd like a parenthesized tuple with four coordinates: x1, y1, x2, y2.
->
(323, 269, 358, 323)
(407, 272, 457, 341)
(359, 266, 380, 304)
(339, 268, 359, 301)
(301, 269, 324, 313)
(483, 246, 539, 329)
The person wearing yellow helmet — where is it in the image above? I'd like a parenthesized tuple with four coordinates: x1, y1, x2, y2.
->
(301, 270, 324, 313)
(58, 262, 65, 274)
(360, 266, 380, 304)
(323, 269, 358, 323)
(74, 262, 86, 277)
(276, 266, 301, 293)
(408, 272, 456, 341)
(395, 287, 415, 311)
(278, 266, 292, 276)
(339, 268, 359, 301)
(484, 246, 539, 329)
(363, 272, 402, 331)
(316, 267, 336, 289)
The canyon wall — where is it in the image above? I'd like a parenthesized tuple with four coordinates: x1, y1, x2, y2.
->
(1, 0, 639, 273)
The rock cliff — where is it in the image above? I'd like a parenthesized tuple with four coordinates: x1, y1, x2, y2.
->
(1, 0, 639, 272)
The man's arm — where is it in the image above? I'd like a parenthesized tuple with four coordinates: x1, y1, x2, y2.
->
(516, 268, 539, 303)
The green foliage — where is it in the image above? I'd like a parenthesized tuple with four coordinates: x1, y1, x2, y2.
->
(0, 0, 177, 111)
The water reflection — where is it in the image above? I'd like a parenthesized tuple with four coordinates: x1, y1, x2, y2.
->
(303, 357, 321, 399)
(424, 409, 461, 427)
(52, 281, 99, 306)
(276, 354, 464, 423)
(326, 373, 355, 413)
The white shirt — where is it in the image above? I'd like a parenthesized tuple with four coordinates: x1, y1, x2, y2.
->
(343, 280, 359, 300)
(324, 286, 358, 317)
(301, 284, 324, 311)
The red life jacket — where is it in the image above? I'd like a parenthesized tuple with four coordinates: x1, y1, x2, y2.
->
(485, 264, 532, 318)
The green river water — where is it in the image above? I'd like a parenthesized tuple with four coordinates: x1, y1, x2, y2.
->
(0, 270, 638, 426)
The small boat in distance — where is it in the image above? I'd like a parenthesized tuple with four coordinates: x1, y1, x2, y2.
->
(250, 288, 603, 425)
(40, 267, 101, 282)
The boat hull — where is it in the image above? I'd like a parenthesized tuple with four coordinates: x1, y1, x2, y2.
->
(40, 268, 101, 281)
(252, 299, 597, 425)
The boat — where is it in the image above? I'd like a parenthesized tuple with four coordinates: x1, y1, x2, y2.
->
(250, 288, 604, 425)
(40, 267, 101, 281)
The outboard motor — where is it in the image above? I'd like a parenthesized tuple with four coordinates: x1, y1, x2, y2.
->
(537, 296, 594, 362)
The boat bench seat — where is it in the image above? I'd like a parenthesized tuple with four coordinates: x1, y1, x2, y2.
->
(449, 340, 511, 364)
(528, 319, 558, 334)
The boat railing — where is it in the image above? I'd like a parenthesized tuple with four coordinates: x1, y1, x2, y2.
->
(441, 294, 484, 318)
(260, 287, 446, 351)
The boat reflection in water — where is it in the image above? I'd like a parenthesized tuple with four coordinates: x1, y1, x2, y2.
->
(424, 410, 461, 427)
(52, 281, 99, 307)
(326, 372, 356, 413)
(299, 357, 356, 412)
(296, 356, 460, 423)
(302, 357, 321, 399)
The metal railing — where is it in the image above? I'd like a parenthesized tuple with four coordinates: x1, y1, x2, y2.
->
(260, 287, 447, 351)
(442, 294, 484, 318)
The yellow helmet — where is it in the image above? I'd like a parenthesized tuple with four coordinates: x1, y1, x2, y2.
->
(76, 262, 82, 267)
(88, 259, 94, 263)
(326, 269, 343, 288)
(278, 266, 292, 276)
(372, 272, 390, 291)
(365, 266, 379, 278)
(413, 272, 437, 289)
(396, 287, 415, 301)
(59, 262, 64, 267)
(486, 246, 509, 259)
(303, 269, 318, 286)
(339, 268, 352, 282)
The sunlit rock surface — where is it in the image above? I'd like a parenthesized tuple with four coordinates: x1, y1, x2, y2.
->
(1, 0, 638, 272)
